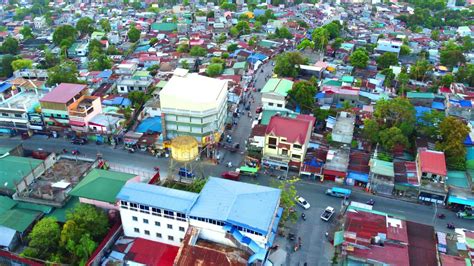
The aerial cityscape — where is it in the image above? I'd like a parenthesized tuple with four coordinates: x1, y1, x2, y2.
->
(0, 0, 473, 265)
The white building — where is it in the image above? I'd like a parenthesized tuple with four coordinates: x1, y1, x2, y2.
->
(117, 177, 282, 265)
(375, 39, 402, 56)
(33, 16, 46, 30)
(159, 70, 228, 145)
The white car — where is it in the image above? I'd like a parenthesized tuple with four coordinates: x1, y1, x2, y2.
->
(295, 196, 311, 209)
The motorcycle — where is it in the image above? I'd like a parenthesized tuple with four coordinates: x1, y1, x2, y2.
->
(438, 214, 446, 219)
(366, 199, 375, 206)
(301, 213, 306, 221)
(71, 150, 80, 155)
(447, 223, 455, 229)
(153, 166, 160, 172)
(288, 233, 296, 241)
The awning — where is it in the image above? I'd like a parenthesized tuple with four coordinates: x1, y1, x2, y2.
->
(347, 171, 368, 183)
(69, 120, 86, 127)
(323, 169, 347, 178)
(448, 195, 474, 207)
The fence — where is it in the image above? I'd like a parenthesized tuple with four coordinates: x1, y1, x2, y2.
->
(86, 221, 123, 266)
(108, 162, 156, 182)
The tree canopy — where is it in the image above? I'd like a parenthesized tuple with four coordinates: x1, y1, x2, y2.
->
(287, 81, 317, 113)
(274, 51, 307, 78)
(1, 55, 17, 77)
(53, 25, 77, 47)
(189, 46, 207, 57)
(440, 40, 466, 68)
(436, 116, 469, 170)
(11, 58, 33, 71)
(0, 37, 19, 54)
(312, 27, 329, 51)
(20, 26, 34, 40)
(99, 18, 111, 32)
(76, 17, 95, 35)
(350, 48, 369, 69)
(409, 59, 432, 82)
(22, 217, 61, 261)
(127, 26, 141, 43)
(376, 52, 398, 70)
(206, 63, 223, 77)
(46, 61, 79, 86)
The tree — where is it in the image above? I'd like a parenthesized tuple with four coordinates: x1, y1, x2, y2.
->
(287, 81, 317, 113)
(456, 64, 474, 87)
(217, 33, 226, 44)
(22, 217, 60, 260)
(20, 26, 33, 40)
(436, 116, 469, 170)
(235, 21, 250, 35)
(379, 127, 409, 151)
(270, 178, 298, 223)
(333, 37, 343, 50)
(440, 41, 466, 68)
(181, 60, 189, 69)
(206, 63, 223, 77)
(400, 44, 411, 56)
(11, 58, 32, 71)
(297, 39, 314, 50)
(39, 49, 60, 69)
(418, 110, 445, 138)
(76, 17, 94, 35)
(0, 37, 19, 54)
(66, 204, 109, 242)
(440, 74, 454, 87)
(275, 27, 293, 39)
(1, 54, 16, 77)
(350, 48, 369, 69)
(128, 91, 148, 108)
(381, 68, 395, 87)
(88, 54, 112, 71)
(99, 18, 111, 32)
(189, 46, 207, 56)
(53, 25, 77, 47)
(323, 21, 341, 39)
(227, 43, 238, 53)
(376, 52, 398, 69)
(431, 29, 440, 41)
(177, 44, 189, 53)
(312, 27, 329, 51)
(254, 21, 262, 32)
(462, 36, 473, 52)
(46, 61, 79, 86)
(127, 26, 141, 43)
(363, 119, 380, 144)
(274, 51, 307, 78)
(409, 59, 432, 81)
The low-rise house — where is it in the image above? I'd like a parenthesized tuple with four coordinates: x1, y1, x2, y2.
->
(263, 115, 314, 170)
(407, 92, 435, 107)
(416, 148, 448, 205)
(368, 158, 395, 196)
(375, 39, 402, 56)
(116, 76, 153, 94)
(115, 63, 138, 75)
(68, 42, 89, 57)
(261, 78, 293, 109)
(331, 111, 355, 144)
(33, 16, 46, 29)
(39, 83, 88, 129)
(323, 146, 350, 183)
(67, 95, 102, 132)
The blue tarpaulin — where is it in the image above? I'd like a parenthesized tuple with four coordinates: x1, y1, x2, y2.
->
(461, 100, 472, 107)
(431, 101, 445, 110)
(448, 195, 474, 207)
(136, 117, 162, 133)
(347, 172, 369, 183)
(97, 70, 112, 79)
(103, 97, 131, 107)
(247, 53, 268, 64)
(415, 106, 431, 118)
(0, 83, 12, 93)
(465, 135, 473, 145)
(315, 92, 325, 99)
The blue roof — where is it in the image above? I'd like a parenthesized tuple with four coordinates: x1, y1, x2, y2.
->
(103, 97, 132, 107)
(415, 106, 431, 119)
(97, 70, 112, 79)
(448, 195, 474, 207)
(461, 100, 472, 107)
(431, 101, 445, 110)
(467, 147, 474, 160)
(347, 172, 369, 183)
(135, 45, 151, 52)
(116, 183, 198, 214)
(247, 53, 268, 64)
(0, 83, 12, 93)
(136, 117, 162, 133)
(253, 9, 265, 16)
(315, 92, 325, 99)
(189, 177, 281, 235)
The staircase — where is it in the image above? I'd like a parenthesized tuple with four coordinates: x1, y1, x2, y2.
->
(223, 225, 267, 265)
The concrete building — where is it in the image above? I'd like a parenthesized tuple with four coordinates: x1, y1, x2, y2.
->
(33, 16, 46, 29)
(416, 148, 448, 205)
(39, 83, 88, 129)
(117, 177, 282, 265)
(116, 77, 153, 94)
(160, 70, 228, 145)
(263, 115, 314, 170)
(376, 39, 402, 56)
(67, 95, 102, 132)
(331, 111, 355, 144)
(260, 78, 293, 109)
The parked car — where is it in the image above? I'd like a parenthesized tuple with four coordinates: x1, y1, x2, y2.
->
(221, 171, 240, 181)
(178, 168, 195, 178)
(295, 196, 311, 209)
(321, 206, 335, 222)
(71, 138, 87, 145)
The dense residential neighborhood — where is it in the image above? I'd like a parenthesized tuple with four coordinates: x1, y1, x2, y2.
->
(0, 0, 474, 265)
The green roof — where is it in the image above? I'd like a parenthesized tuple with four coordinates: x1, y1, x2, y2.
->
(233, 61, 247, 69)
(0, 155, 43, 190)
(222, 68, 235, 75)
(16, 202, 52, 214)
(258, 40, 277, 48)
(370, 159, 394, 177)
(68, 169, 135, 203)
(0, 196, 41, 233)
(323, 79, 342, 87)
(406, 92, 435, 99)
(341, 76, 354, 83)
(261, 78, 293, 97)
(446, 171, 469, 189)
(261, 108, 298, 125)
(132, 71, 150, 79)
(47, 197, 79, 223)
(151, 22, 177, 32)
(91, 31, 105, 39)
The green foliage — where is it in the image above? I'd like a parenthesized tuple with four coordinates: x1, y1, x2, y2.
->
(322, 21, 342, 40)
(76, 17, 95, 35)
(20, 26, 33, 40)
(227, 43, 238, 53)
(1, 54, 17, 77)
(88, 54, 112, 71)
(270, 178, 299, 224)
(288, 81, 317, 113)
(38, 49, 59, 69)
(418, 110, 445, 138)
(431, 29, 440, 41)
(189, 46, 207, 57)
(0, 37, 19, 54)
(463, 36, 473, 52)
(181, 60, 189, 69)
(274, 51, 307, 78)
(254, 21, 263, 32)
(231, 21, 250, 36)
(128, 91, 150, 109)
(409, 60, 432, 81)
(376, 52, 398, 70)
(381, 68, 395, 87)
(379, 127, 409, 151)
(206, 63, 223, 77)
(220, 2, 236, 11)
(333, 37, 343, 50)
(436, 116, 469, 170)
(400, 45, 411, 56)
(456, 64, 474, 87)
(22, 217, 61, 261)
(274, 27, 293, 39)
(441, 40, 466, 68)
(66, 204, 109, 242)
(350, 48, 369, 69)
(312, 27, 329, 51)
(99, 18, 111, 32)
(127, 26, 141, 43)
(297, 39, 314, 50)
(217, 33, 226, 44)
(46, 61, 79, 86)
(177, 44, 189, 53)
(440, 74, 454, 87)
(53, 25, 77, 47)
(11, 58, 32, 71)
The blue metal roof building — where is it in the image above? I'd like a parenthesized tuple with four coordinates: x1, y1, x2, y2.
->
(117, 182, 198, 214)
(189, 177, 281, 236)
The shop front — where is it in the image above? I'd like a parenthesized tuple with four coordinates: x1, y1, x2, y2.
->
(345, 171, 368, 188)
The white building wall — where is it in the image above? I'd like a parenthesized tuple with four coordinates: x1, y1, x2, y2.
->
(119, 204, 188, 247)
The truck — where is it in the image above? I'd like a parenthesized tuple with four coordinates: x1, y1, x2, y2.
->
(320, 206, 335, 222)
(457, 210, 474, 219)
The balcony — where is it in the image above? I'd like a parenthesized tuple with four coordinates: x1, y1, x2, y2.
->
(68, 95, 100, 118)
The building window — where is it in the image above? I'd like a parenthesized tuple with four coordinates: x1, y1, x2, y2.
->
(180, 238, 183, 242)
(139, 205, 149, 213)
(167, 224, 173, 229)
(130, 203, 138, 211)
(120, 201, 128, 209)
(268, 137, 277, 149)
(168, 236, 174, 241)
(164, 210, 174, 219)
(155, 221, 160, 226)
(179, 226, 185, 232)
(144, 230, 150, 235)
(152, 207, 161, 216)
(134, 228, 139, 233)
(143, 219, 149, 224)
(14, 114, 22, 118)
(156, 233, 162, 238)
(277, 104, 283, 108)
(176, 212, 186, 221)
(292, 154, 300, 159)
(132, 216, 138, 221)
(1, 113, 9, 117)
(293, 144, 302, 149)
(281, 149, 288, 155)
(268, 102, 274, 106)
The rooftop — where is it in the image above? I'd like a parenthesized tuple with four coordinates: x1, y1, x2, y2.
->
(0, 155, 42, 191)
(324, 147, 350, 173)
(117, 182, 199, 214)
(370, 159, 395, 177)
(266, 116, 311, 144)
(0, 90, 46, 111)
(189, 177, 281, 235)
(332, 112, 355, 144)
(0, 196, 42, 233)
(418, 148, 447, 176)
(69, 169, 137, 204)
(40, 83, 86, 104)
(261, 78, 293, 97)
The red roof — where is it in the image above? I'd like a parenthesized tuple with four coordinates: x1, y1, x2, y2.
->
(40, 83, 87, 104)
(345, 210, 387, 242)
(440, 254, 466, 266)
(418, 148, 447, 176)
(351, 243, 410, 266)
(295, 114, 316, 128)
(125, 238, 179, 266)
(265, 116, 311, 144)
